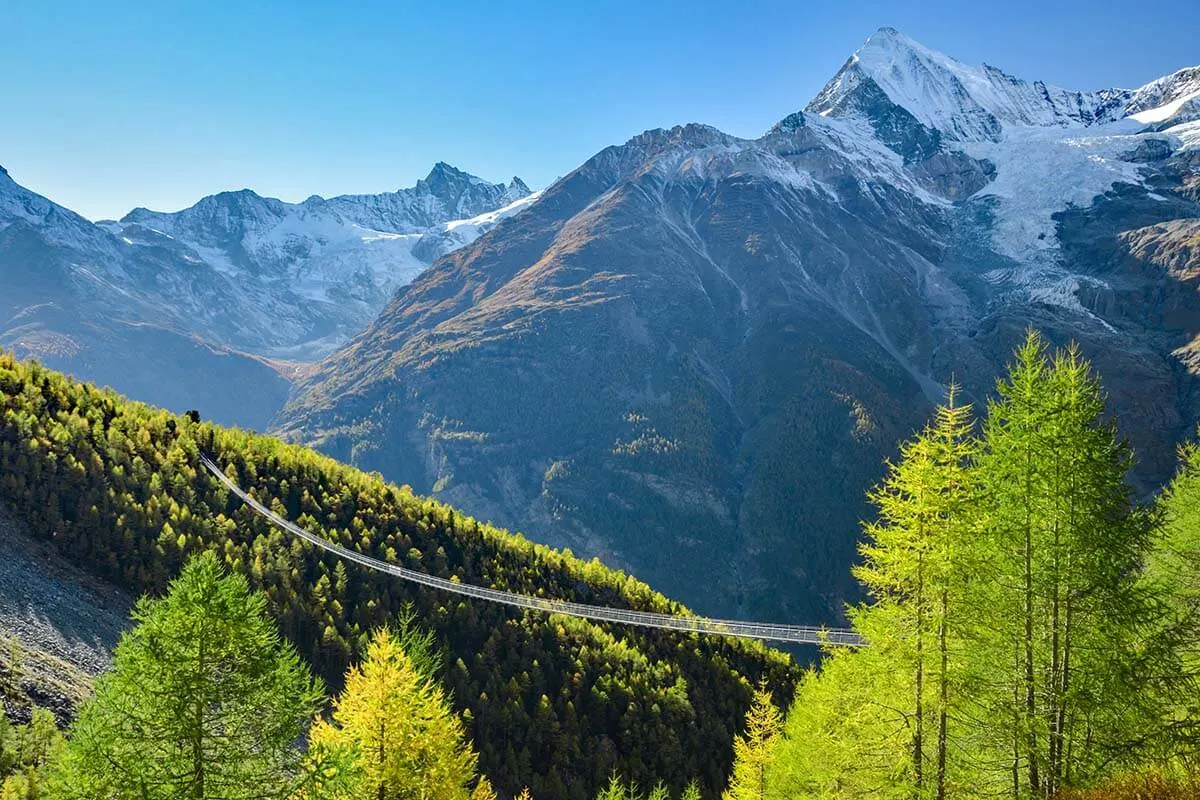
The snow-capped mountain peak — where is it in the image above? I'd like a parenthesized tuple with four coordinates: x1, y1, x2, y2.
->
(808, 27, 1129, 143)
(98, 164, 537, 358)
(0, 165, 120, 253)
(308, 163, 531, 233)
(502, 176, 532, 204)
(792, 29, 1200, 305)
(1126, 66, 1200, 126)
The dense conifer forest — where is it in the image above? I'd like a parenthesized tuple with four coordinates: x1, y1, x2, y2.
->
(0, 351, 794, 799)
(1, 331, 1198, 800)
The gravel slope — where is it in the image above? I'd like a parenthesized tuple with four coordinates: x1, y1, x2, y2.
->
(0, 505, 132, 723)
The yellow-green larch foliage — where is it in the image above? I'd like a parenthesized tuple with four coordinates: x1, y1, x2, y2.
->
(0, 708, 63, 800)
(311, 628, 478, 800)
(854, 384, 977, 800)
(724, 682, 783, 800)
(594, 775, 670, 800)
(469, 776, 498, 800)
(1148, 442, 1200, 766)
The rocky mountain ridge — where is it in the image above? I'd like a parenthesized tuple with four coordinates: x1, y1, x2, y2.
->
(104, 163, 534, 358)
(0, 162, 535, 427)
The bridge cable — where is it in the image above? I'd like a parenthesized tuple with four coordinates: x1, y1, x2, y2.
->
(201, 454, 864, 647)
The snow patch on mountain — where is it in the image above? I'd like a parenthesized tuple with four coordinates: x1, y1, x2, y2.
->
(962, 123, 1147, 263)
(1125, 67, 1200, 121)
(1168, 119, 1200, 152)
(438, 190, 544, 248)
(1131, 88, 1200, 124)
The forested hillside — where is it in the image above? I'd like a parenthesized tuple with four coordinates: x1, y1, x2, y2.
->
(0, 352, 796, 800)
(764, 333, 1200, 799)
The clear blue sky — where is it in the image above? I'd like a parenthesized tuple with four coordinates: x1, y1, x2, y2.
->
(3, 0, 1196, 221)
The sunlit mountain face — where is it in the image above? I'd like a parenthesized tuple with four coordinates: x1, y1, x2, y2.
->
(275, 29, 1200, 623)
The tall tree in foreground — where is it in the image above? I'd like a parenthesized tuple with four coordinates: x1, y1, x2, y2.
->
(1144, 443, 1200, 771)
(767, 389, 978, 800)
(972, 332, 1157, 797)
(50, 552, 328, 800)
(855, 386, 977, 800)
(769, 334, 1190, 799)
(723, 682, 783, 800)
(310, 628, 479, 800)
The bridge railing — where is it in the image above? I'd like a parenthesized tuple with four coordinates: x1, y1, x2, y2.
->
(200, 454, 865, 648)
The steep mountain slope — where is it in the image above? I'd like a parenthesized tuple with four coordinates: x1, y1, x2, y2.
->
(0, 354, 794, 799)
(0, 163, 534, 427)
(279, 30, 1200, 624)
(0, 164, 293, 428)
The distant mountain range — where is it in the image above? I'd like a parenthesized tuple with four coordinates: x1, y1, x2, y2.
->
(275, 29, 1200, 622)
(3, 27, 1198, 624)
(0, 163, 533, 427)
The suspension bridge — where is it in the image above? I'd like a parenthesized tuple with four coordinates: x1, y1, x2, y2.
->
(201, 455, 864, 648)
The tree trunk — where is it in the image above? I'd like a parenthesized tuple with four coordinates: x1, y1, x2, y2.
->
(1048, 535, 1061, 799)
(193, 629, 206, 800)
(915, 548, 926, 799)
(378, 717, 387, 800)
(936, 587, 949, 800)
(1056, 595, 1074, 789)
(1012, 642, 1021, 800)
(1025, 486, 1040, 795)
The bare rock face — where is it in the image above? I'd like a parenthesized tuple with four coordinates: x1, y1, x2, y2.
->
(1122, 219, 1200, 277)
(910, 152, 996, 200)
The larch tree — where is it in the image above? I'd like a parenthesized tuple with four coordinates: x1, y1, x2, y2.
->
(0, 708, 63, 800)
(854, 385, 977, 800)
(49, 552, 329, 800)
(767, 388, 977, 800)
(768, 335, 1193, 800)
(723, 682, 783, 800)
(310, 628, 479, 800)
(972, 332, 1157, 798)
(469, 776, 499, 800)
(1143, 442, 1200, 770)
